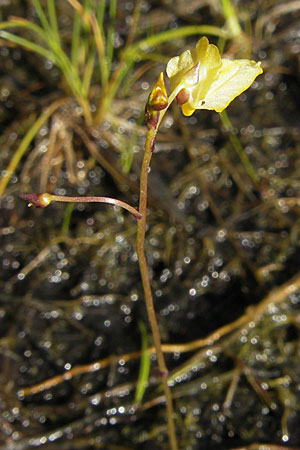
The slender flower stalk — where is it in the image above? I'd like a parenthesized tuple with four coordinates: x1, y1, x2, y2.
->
(136, 130, 178, 450)
(20, 193, 142, 220)
(137, 73, 178, 450)
(135, 38, 262, 448)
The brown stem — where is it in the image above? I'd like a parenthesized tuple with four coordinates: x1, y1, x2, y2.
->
(20, 193, 141, 220)
(136, 128, 178, 450)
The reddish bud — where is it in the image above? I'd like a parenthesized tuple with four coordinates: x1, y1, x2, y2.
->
(148, 72, 168, 111)
(176, 88, 190, 106)
(145, 72, 168, 130)
(20, 193, 52, 208)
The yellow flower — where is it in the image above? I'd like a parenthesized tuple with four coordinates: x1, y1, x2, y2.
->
(166, 36, 263, 116)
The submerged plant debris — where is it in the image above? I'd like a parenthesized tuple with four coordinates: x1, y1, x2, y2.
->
(1, 0, 300, 449)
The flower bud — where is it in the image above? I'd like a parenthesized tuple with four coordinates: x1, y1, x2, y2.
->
(20, 193, 52, 208)
(176, 89, 190, 106)
(145, 72, 168, 130)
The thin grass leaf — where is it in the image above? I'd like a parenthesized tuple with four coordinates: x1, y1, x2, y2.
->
(0, 20, 89, 122)
(120, 61, 154, 99)
(70, 2, 89, 72)
(133, 51, 169, 63)
(82, 47, 96, 96)
(94, 58, 131, 122)
(61, 202, 74, 235)
(106, 0, 117, 75)
(217, 36, 227, 54)
(96, 0, 106, 26)
(0, 30, 54, 61)
(47, 0, 60, 41)
(49, 44, 84, 97)
(134, 320, 150, 403)
(6, 15, 62, 65)
(83, 0, 92, 10)
(66, 0, 90, 27)
(78, 0, 95, 72)
(53, 52, 92, 123)
(124, 0, 142, 49)
(219, 111, 259, 185)
(67, 0, 108, 91)
(90, 13, 108, 89)
(32, 0, 52, 36)
(0, 18, 49, 42)
(95, 0, 107, 69)
(71, 10, 81, 67)
(82, 0, 92, 34)
(220, 0, 242, 37)
(121, 110, 144, 174)
(124, 25, 229, 59)
(0, 98, 65, 197)
(8, 10, 90, 123)
(32, 0, 62, 60)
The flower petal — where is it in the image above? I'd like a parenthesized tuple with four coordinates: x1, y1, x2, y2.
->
(166, 36, 263, 116)
(195, 37, 221, 74)
(166, 49, 194, 79)
(181, 101, 197, 117)
(188, 59, 263, 113)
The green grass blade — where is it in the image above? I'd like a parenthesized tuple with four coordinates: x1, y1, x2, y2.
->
(0, 98, 65, 197)
(61, 58, 84, 98)
(1, 18, 63, 71)
(123, 25, 229, 59)
(0, 18, 48, 42)
(134, 320, 150, 403)
(67, 0, 108, 94)
(220, 0, 242, 37)
(124, 0, 142, 49)
(95, 1, 108, 88)
(82, 47, 96, 96)
(71, 10, 81, 67)
(0, 30, 54, 61)
(47, 0, 60, 41)
(0, 21, 88, 119)
(1, 11, 90, 125)
(55, 54, 78, 91)
(32, 0, 52, 36)
(121, 110, 144, 173)
(219, 111, 259, 185)
(90, 13, 108, 89)
(96, 0, 106, 28)
(61, 202, 74, 235)
(107, 0, 117, 74)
